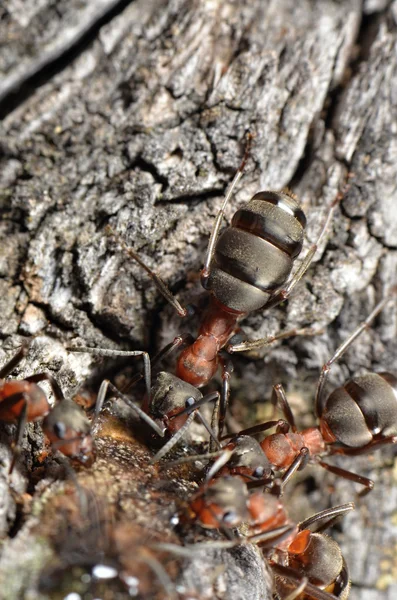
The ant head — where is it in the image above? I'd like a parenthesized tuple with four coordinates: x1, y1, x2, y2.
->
(226, 435, 273, 480)
(42, 400, 96, 467)
(190, 476, 249, 529)
(149, 372, 202, 432)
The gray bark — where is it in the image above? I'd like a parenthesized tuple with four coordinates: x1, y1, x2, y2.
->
(1, 0, 397, 598)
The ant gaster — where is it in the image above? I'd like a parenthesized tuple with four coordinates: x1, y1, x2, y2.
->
(0, 341, 95, 471)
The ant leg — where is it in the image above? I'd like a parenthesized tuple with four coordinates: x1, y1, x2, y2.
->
(139, 553, 178, 600)
(228, 326, 322, 354)
(152, 334, 194, 367)
(271, 564, 338, 600)
(318, 459, 374, 496)
(218, 357, 233, 437)
(220, 419, 290, 441)
(69, 346, 152, 406)
(121, 334, 194, 395)
(329, 435, 397, 456)
(149, 412, 196, 463)
(280, 448, 310, 491)
(201, 133, 253, 286)
(209, 392, 220, 452)
(282, 578, 309, 600)
(161, 449, 226, 469)
(0, 342, 30, 378)
(9, 399, 28, 474)
(24, 373, 65, 402)
(298, 503, 354, 533)
(194, 409, 222, 451)
(315, 289, 397, 416)
(105, 226, 188, 318)
(271, 384, 297, 431)
(95, 380, 165, 438)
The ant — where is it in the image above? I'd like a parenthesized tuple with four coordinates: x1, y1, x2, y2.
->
(0, 340, 96, 472)
(71, 134, 341, 445)
(220, 289, 397, 495)
(185, 456, 353, 600)
(65, 358, 222, 464)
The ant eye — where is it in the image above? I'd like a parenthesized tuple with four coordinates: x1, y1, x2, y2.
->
(222, 511, 237, 524)
(53, 422, 67, 439)
(253, 466, 264, 478)
(185, 396, 195, 408)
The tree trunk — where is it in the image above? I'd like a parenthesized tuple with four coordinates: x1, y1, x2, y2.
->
(0, 0, 397, 598)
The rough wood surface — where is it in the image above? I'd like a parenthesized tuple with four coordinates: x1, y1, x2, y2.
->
(1, 0, 397, 598)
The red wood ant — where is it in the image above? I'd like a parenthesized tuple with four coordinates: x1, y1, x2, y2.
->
(0, 341, 95, 471)
(66, 350, 222, 463)
(221, 290, 397, 495)
(89, 135, 341, 439)
(186, 464, 353, 600)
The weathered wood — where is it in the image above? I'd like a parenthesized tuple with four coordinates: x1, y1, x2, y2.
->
(0, 0, 397, 598)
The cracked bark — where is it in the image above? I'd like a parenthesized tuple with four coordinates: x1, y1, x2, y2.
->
(1, 0, 397, 599)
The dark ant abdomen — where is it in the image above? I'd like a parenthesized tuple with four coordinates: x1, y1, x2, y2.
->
(205, 191, 306, 312)
(320, 372, 397, 448)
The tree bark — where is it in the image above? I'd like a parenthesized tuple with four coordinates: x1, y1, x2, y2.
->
(1, 0, 397, 598)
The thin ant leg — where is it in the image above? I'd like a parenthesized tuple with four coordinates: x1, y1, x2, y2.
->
(280, 448, 310, 491)
(201, 133, 253, 285)
(317, 460, 374, 496)
(0, 342, 30, 378)
(149, 412, 196, 463)
(228, 326, 321, 354)
(205, 448, 234, 481)
(298, 503, 354, 533)
(271, 383, 297, 431)
(120, 334, 194, 395)
(152, 524, 295, 553)
(95, 380, 165, 438)
(329, 435, 397, 456)
(220, 419, 290, 441)
(52, 452, 89, 515)
(218, 357, 233, 437)
(271, 564, 339, 600)
(140, 553, 178, 600)
(194, 409, 222, 451)
(315, 289, 397, 416)
(69, 346, 151, 406)
(151, 334, 194, 366)
(161, 449, 226, 469)
(24, 373, 65, 402)
(283, 577, 309, 600)
(105, 225, 188, 318)
(209, 392, 220, 452)
(8, 398, 28, 474)
(266, 195, 341, 310)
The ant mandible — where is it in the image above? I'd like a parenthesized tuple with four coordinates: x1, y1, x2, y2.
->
(0, 340, 95, 472)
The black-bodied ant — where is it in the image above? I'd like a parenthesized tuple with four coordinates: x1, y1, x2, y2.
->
(0, 340, 96, 472)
